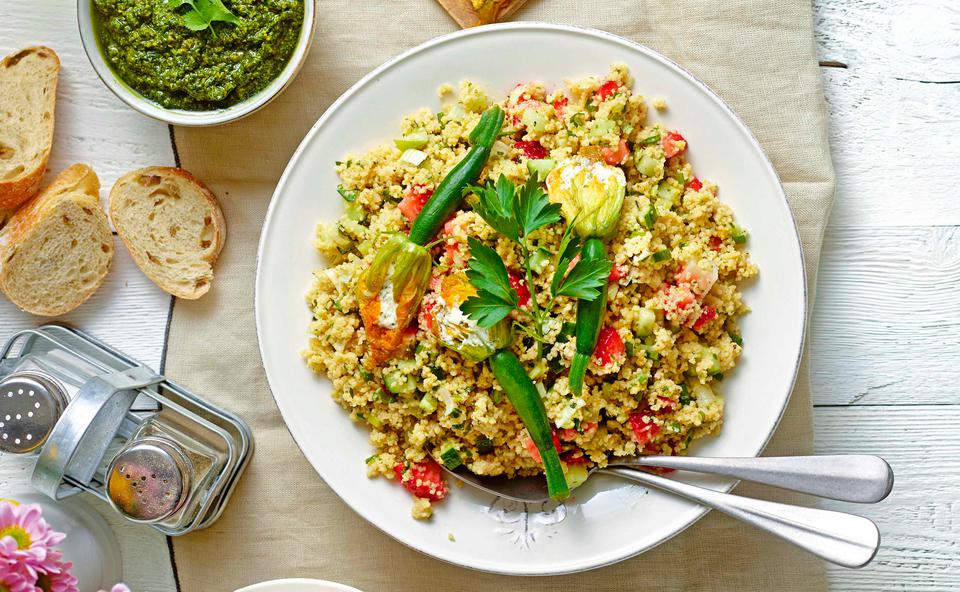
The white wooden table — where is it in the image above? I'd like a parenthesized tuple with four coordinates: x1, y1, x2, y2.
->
(2, 1, 958, 589)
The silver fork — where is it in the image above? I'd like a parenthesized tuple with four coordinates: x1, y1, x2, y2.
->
(444, 455, 893, 568)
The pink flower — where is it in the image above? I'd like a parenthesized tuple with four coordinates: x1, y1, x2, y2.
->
(0, 502, 65, 572)
(33, 554, 79, 592)
(0, 567, 35, 592)
(99, 585, 132, 592)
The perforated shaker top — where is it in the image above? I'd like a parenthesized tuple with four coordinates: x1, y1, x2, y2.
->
(0, 372, 67, 454)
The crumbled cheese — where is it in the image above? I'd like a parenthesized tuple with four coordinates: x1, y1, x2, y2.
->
(377, 271, 399, 329)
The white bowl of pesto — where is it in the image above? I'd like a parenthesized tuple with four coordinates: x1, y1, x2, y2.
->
(77, 0, 316, 126)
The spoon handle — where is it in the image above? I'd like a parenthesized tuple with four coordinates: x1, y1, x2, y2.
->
(602, 467, 880, 568)
(616, 455, 893, 503)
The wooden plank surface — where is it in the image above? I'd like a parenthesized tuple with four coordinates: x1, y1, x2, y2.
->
(2, 0, 959, 589)
(1, 2, 177, 590)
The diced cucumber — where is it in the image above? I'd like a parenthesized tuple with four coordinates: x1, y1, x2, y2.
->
(400, 149, 427, 166)
(565, 464, 589, 490)
(730, 223, 748, 244)
(656, 181, 680, 211)
(318, 223, 353, 252)
(690, 346, 721, 375)
(590, 118, 616, 137)
(419, 393, 437, 414)
(529, 247, 552, 274)
(635, 145, 665, 179)
(337, 218, 365, 240)
(476, 435, 494, 455)
(652, 249, 672, 263)
(527, 158, 557, 182)
(397, 358, 418, 373)
(634, 307, 657, 337)
(394, 131, 429, 151)
(367, 414, 383, 429)
(641, 203, 658, 229)
(439, 441, 463, 470)
(384, 370, 415, 395)
(637, 153, 664, 179)
(641, 343, 660, 361)
(357, 240, 373, 256)
(345, 201, 365, 222)
(522, 109, 548, 133)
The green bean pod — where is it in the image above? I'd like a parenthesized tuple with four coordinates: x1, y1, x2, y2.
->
(408, 105, 504, 245)
(489, 349, 570, 501)
(568, 238, 609, 396)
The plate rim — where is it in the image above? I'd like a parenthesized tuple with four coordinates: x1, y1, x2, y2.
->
(254, 21, 808, 575)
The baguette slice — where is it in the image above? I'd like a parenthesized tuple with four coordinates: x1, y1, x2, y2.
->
(0, 46, 60, 210)
(109, 167, 226, 299)
(0, 164, 114, 316)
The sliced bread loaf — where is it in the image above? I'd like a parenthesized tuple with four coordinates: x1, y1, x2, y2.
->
(109, 167, 226, 299)
(0, 46, 60, 210)
(0, 164, 114, 316)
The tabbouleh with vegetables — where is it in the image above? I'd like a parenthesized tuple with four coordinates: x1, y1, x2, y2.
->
(305, 65, 757, 519)
(93, 0, 303, 110)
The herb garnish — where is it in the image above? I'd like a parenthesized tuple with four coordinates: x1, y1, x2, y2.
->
(462, 175, 609, 355)
(167, 0, 239, 34)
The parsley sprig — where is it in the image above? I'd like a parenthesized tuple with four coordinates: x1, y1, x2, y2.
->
(167, 0, 239, 34)
(461, 175, 610, 355)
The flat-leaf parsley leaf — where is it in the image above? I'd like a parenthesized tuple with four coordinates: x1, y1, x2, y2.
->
(168, 0, 239, 33)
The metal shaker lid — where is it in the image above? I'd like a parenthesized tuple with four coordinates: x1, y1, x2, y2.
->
(0, 371, 68, 454)
(105, 437, 192, 523)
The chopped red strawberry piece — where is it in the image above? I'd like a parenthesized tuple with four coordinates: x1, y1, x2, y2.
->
(553, 96, 569, 113)
(596, 80, 621, 101)
(394, 460, 447, 501)
(608, 263, 626, 282)
(523, 431, 562, 465)
(708, 236, 723, 251)
(515, 140, 548, 160)
(628, 413, 661, 446)
(601, 138, 630, 166)
(509, 272, 531, 307)
(398, 185, 433, 222)
(662, 131, 687, 158)
(558, 428, 579, 442)
(688, 177, 703, 191)
(693, 305, 718, 330)
(593, 327, 625, 366)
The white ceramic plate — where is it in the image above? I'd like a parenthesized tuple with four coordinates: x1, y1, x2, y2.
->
(255, 23, 806, 575)
(236, 579, 363, 592)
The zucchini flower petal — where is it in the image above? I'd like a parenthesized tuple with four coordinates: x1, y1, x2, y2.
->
(429, 272, 511, 362)
(545, 156, 627, 238)
(357, 234, 432, 365)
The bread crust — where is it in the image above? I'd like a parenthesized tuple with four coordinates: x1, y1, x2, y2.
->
(0, 46, 60, 210)
(0, 164, 114, 316)
(109, 166, 227, 299)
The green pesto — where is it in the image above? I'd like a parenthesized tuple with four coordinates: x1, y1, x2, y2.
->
(92, 0, 303, 110)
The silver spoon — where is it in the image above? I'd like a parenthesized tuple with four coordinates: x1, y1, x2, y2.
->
(445, 455, 892, 568)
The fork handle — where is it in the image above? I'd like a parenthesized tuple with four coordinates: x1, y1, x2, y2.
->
(602, 467, 880, 568)
(614, 455, 893, 503)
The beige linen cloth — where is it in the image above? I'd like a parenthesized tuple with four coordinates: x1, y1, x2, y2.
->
(166, 1, 835, 589)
